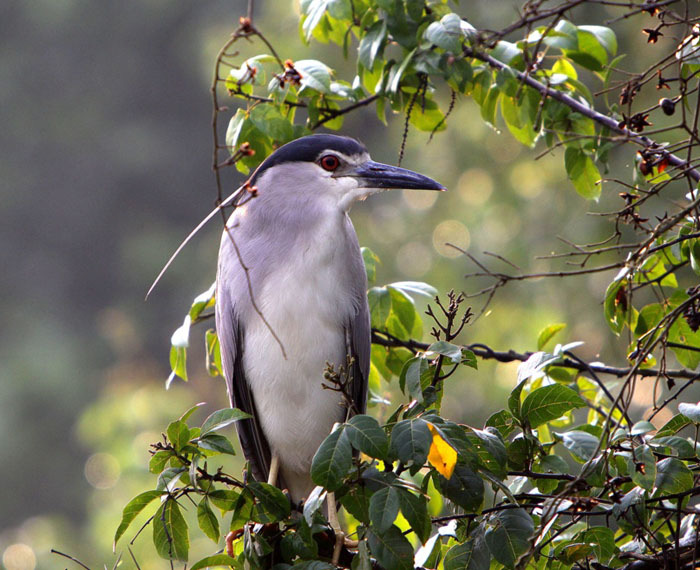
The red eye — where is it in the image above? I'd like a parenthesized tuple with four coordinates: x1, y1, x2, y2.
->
(319, 154, 340, 171)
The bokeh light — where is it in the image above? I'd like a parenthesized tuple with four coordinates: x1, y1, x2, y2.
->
(458, 168, 494, 206)
(509, 161, 546, 199)
(2, 544, 36, 570)
(402, 188, 439, 210)
(432, 219, 470, 258)
(84, 453, 120, 490)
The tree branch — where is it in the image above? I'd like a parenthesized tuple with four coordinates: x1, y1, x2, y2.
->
(464, 46, 700, 182)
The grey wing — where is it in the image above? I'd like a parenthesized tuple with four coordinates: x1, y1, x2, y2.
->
(347, 300, 371, 418)
(215, 284, 272, 485)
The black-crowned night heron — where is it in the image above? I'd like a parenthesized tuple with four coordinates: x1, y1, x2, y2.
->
(215, 134, 443, 552)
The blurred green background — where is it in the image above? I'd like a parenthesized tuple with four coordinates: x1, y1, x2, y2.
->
(0, 1, 685, 568)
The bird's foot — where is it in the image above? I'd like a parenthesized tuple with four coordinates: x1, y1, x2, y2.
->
(332, 528, 344, 566)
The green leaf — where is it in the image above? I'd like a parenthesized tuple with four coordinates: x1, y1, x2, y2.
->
(556, 542, 593, 565)
(656, 413, 692, 436)
(390, 418, 432, 474)
(559, 430, 599, 462)
(461, 349, 478, 369)
(168, 315, 191, 385)
(225, 109, 246, 150)
(631, 420, 656, 435)
(484, 508, 534, 568)
(409, 97, 447, 133)
(197, 498, 220, 543)
(368, 287, 392, 329)
(389, 281, 437, 298)
(613, 487, 648, 534)
(500, 90, 539, 147)
(205, 329, 222, 377)
(399, 356, 429, 402)
(153, 498, 189, 561)
(520, 384, 585, 428)
(604, 277, 631, 335)
(301, 0, 332, 42)
(200, 408, 251, 436)
(566, 50, 604, 72)
(480, 86, 500, 127)
(361, 247, 380, 284)
(352, 540, 372, 570)
(444, 535, 490, 570)
(438, 464, 484, 512)
(575, 28, 610, 67)
(656, 457, 694, 495)
(468, 428, 508, 479)
(359, 20, 387, 71)
(189, 283, 216, 320)
(249, 104, 294, 143)
(367, 525, 414, 570)
(179, 402, 206, 423)
(346, 415, 389, 460)
(208, 489, 241, 511)
(190, 554, 239, 570)
(491, 40, 520, 64)
(388, 48, 417, 94)
(296, 59, 333, 94)
(149, 450, 172, 474)
(541, 20, 578, 51)
(508, 379, 527, 420)
(517, 352, 560, 383)
(423, 13, 463, 53)
(485, 410, 517, 438)
(311, 426, 352, 491)
(369, 486, 399, 533)
(635, 303, 665, 336)
(578, 25, 617, 55)
(198, 433, 236, 455)
(340, 484, 371, 524)
(387, 286, 418, 338)
(650, 435, 695, 459)
(157, 467, 186, 491)
(230, 488, 254, 529)
(427, 340, 463, 363)
(537, 323, 566, 350)
(249, 482, 291, 523)
(628, 445, 656, 490)
(564, 147, 601, 199)
(579, 526, 616, 563)
(397, 489, 431, 544)
(167, 420, 190, 452)
(114, 490, 164, 548)
(668, 318, 700, 369)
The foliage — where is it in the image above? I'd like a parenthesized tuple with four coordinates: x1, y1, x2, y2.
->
(109, 0, 700, 569)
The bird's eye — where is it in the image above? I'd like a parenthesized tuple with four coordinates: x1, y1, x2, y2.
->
(319, 154, 340, 171)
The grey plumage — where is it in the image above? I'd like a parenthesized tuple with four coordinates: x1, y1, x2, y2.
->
(215, 134, 442, 503)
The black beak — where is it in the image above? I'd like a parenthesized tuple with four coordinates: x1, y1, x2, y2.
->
(352, 160, 445, 191)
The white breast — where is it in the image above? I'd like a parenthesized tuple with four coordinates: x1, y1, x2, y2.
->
(241, 216, 356, 499)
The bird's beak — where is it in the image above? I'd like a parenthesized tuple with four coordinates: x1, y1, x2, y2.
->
(351, 160, 446, 191)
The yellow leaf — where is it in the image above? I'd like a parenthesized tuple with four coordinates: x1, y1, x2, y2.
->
(426, 423, 457, 479)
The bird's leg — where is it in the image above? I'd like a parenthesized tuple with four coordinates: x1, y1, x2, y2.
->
(327, 492, 359, 565)
(328, 492, 344, 565)
(267, 454, 280, 487)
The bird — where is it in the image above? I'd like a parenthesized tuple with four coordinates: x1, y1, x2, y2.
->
(215, 134, 443, 510)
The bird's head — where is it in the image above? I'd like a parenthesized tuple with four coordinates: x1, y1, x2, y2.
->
(248, 134, 445, 212)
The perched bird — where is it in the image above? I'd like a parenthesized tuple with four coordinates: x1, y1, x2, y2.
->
(215, 134, 443, 505)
